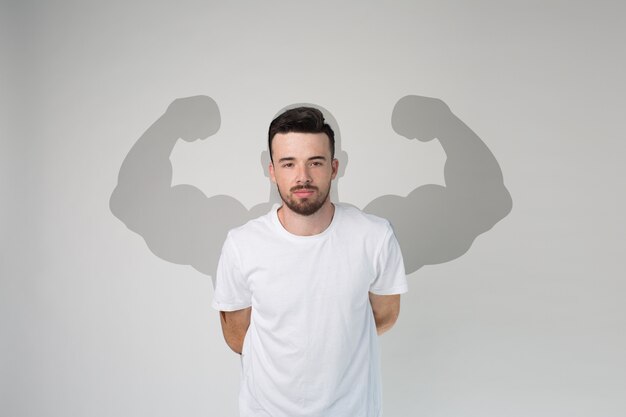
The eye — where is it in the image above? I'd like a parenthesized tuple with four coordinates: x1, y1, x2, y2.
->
(311, 161, 323, 167)
(282, 162, 294, 168)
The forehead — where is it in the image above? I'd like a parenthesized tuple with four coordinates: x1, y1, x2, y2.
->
(271, 132, 332, 157)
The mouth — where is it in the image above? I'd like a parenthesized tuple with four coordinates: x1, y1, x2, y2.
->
(293, 190, 315, 197)
(291, 186, 317, 198)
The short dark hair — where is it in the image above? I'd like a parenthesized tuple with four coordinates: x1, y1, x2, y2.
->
(268, 107, 335, 161)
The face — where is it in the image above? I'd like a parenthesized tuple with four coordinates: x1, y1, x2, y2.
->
(269, 132, 339, 216)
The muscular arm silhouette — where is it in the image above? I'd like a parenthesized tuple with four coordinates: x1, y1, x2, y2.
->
(109, 96, 249, 282)
(365, 95, 512, 273)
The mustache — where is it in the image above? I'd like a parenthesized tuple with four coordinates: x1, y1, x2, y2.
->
(290, 185, 318, 192)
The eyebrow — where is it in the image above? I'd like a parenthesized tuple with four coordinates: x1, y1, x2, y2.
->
(277, 156, 327, 163)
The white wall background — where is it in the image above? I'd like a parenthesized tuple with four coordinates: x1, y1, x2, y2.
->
(2, 1, 625, 416)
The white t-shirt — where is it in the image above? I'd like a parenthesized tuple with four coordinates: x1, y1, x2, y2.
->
(212, 203, 408, 417)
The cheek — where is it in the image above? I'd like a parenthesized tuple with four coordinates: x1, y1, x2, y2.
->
(273, 172, 291, 187)
(271, 168, 290, 184)
(323, 167, 336, 180)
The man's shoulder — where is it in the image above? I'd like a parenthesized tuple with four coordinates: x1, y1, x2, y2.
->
(336, 203, 393, 234)
(226, 206, 276, 241)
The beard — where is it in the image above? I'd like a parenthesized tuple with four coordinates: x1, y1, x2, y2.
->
(277, 184, 331, 216)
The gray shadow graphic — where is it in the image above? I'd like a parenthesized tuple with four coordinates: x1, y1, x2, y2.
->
(110, 95, 511, 282)
(110, 97, 248, 285)
(364, 95, 512, 273)
(109, 97, 347, 286)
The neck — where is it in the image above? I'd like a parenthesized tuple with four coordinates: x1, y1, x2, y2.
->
(277, 200, 335, 236)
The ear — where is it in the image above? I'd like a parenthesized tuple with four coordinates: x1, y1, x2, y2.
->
(269, 161, 277, 183)
(331, 158, 339, 180)
(335, 150, 348, 178)
(260, 150, 271, 177)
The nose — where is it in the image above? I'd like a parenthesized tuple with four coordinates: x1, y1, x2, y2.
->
(296, 164, 312, 184)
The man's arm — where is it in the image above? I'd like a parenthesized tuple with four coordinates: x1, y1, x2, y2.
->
(369, 293, 401, 335)
(219, 307, 252, 354)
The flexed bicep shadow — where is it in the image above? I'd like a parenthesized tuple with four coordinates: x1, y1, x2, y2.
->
(365, 96, 512, 273)
(109, 95, 512, 283)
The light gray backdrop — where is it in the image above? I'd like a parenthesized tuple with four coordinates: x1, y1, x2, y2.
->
(2, 1, 625, 417)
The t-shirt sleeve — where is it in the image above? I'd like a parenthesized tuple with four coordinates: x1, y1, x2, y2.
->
(211, 233, 252, 311)
(369, 223, 409, 295)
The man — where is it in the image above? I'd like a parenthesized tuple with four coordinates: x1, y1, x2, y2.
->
(212, 107, 408, 417)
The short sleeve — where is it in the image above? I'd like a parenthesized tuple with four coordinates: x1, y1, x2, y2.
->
(211, 233, 252, 311)
(369, 223, 408, 295)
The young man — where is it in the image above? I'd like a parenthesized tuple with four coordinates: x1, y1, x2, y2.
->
(212, 107, 408, 417)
